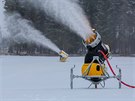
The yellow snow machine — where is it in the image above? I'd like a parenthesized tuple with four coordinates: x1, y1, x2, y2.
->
(70, 29, 122, 89)
(59, 50, 68, 62)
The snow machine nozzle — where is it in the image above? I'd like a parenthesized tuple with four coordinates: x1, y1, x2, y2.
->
(59, 50, 68, 62)
(83, 29, 101, 48)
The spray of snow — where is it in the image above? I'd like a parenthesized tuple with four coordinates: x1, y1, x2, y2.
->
(22, 0, 93, 40)
(6, 12, 60, 53)
(0, 0, 10, 41)
(0, 0, 60, 53)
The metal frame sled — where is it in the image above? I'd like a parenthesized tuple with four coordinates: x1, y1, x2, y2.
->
(70, 56, 122, 89)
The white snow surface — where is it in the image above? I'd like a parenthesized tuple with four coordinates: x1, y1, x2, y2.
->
(0, 56, 135, 101)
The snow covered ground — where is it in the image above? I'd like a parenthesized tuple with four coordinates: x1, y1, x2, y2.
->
(0, 56, 135, 101)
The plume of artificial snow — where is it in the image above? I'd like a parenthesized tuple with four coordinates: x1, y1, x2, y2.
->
(21, 0, 93, 40)
(6, 12, 60, 53)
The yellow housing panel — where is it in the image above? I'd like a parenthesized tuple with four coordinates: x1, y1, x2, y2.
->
(81, 63, 104, 76)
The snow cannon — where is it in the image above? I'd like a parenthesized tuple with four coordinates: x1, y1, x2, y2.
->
(59, 50, 68, 62)
(70, 29, 122, 89)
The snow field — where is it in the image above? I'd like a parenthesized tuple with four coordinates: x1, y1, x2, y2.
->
(0, 56, 135, 101)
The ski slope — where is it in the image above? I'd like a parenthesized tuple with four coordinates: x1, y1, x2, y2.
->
(0, 56, 135, 101)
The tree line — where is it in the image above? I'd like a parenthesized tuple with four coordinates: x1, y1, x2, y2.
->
(1, 0, 135, 56)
